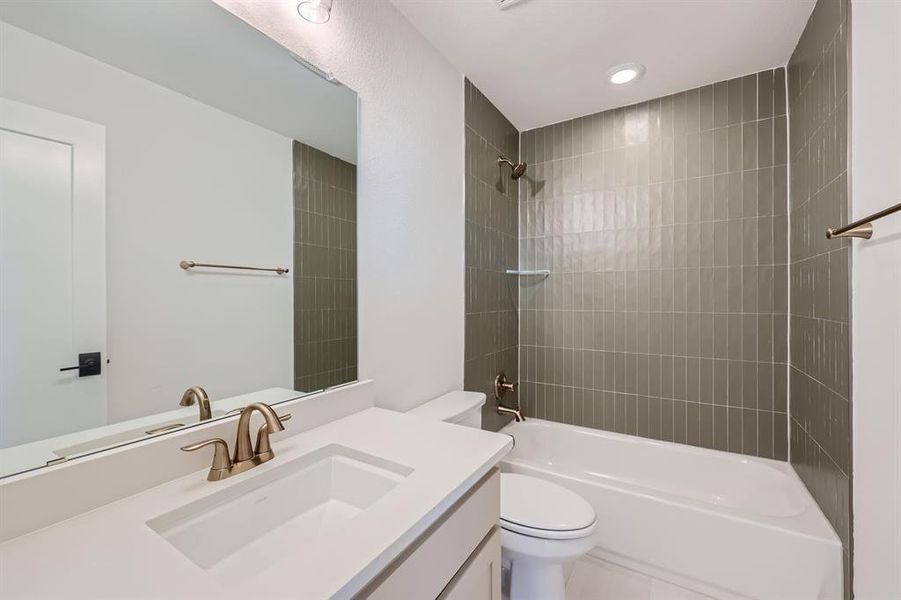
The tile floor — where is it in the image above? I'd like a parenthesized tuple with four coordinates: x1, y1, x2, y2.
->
(564, 556, 717, 600)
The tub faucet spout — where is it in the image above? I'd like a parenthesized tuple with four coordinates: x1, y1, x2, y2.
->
(498, 405, 525, 422)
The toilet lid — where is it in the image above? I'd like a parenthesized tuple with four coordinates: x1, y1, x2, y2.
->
(500, 473, 596, 538)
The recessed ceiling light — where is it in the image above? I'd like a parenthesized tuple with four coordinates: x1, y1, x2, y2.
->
(607, 63, 646, 85)
(297, 0, 332, 24)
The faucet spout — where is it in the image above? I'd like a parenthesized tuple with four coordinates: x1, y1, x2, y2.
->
(497, 405, 525, 422)
(234, 402, 285, 464)
(180, 386, 212, 421)
(182, 402, 288, 482)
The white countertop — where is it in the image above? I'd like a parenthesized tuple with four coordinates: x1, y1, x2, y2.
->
(0, 407, 512, 599)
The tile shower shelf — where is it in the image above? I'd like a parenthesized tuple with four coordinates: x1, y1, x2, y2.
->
(505, 269, 550, 277)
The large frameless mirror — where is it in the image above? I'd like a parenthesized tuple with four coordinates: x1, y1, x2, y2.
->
(0, 0, 358, 478)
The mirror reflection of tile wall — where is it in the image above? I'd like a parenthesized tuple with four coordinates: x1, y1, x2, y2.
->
(293, 141, 358, 392)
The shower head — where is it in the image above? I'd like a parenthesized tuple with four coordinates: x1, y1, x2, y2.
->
(497, 155, 527, 180)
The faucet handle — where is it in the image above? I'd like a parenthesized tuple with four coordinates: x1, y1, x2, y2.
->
(181, 438, 232, 481)
(254, 413, 291, 459)
(495, 372, 517, 400)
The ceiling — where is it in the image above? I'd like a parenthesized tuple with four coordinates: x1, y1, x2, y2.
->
(0, 0, 357, 163)
(391, 0, 815, 131)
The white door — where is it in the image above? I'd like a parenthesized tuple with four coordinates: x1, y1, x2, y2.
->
(0, 99, 107, 448)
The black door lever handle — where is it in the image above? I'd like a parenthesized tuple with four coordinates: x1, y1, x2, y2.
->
(60, 352, 102, 377)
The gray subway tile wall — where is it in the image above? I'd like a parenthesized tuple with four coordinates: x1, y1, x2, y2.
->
(293, 141, 358, 392)
(518, 69, 789, 459)
(787, 0, 851, 595)
(464, 79, 520, 431)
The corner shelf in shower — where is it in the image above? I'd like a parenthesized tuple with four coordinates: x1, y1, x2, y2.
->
(505, 269, 550, 278)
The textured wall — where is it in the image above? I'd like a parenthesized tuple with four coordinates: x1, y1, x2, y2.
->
(518, 69, 789, 458)
(293, 141, 357, 392)
(463, 79, 520, 431)
(850, 1, 901, 596)
(217, 0, 465, 411)
(787, 0, 852, 595)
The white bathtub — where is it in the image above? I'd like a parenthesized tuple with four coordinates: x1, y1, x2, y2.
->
(500, 419, 842, 600)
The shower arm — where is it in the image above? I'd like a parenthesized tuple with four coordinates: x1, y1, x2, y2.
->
(497, 154, 527, 179)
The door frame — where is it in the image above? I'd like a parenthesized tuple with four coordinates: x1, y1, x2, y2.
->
(1, 98, 108, 438)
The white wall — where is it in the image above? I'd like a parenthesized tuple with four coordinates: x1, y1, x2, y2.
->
(850, 1, 901, 598)
(1, 23, 294, 422)
(215, 0, 466, 411)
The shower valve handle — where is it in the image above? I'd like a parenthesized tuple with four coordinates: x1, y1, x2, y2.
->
(495, 372, 517, 399)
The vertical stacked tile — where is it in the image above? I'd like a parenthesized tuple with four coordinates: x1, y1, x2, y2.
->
(293, 141, 358, 392)
(787, 0, 852, 595)
(518, 69, 789, 459)
(464, 79, 520, 431)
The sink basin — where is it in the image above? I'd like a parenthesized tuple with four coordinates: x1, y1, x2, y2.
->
(147, 444, 412, 575)
(53, 410, 228, 457)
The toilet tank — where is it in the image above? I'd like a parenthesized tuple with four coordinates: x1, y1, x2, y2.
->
(407, 391, 486, 428)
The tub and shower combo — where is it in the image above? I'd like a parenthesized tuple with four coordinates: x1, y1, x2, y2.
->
(500, 418, 842, 600)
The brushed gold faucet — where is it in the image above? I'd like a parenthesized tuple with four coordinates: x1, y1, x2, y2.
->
(180, 386, 212, 421)
(497, 405, 525, 422)
(180, 402, 289, 481)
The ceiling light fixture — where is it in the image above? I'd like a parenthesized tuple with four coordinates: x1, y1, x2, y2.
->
(297, 0, 332, 24)
(607, 63, 646, 85)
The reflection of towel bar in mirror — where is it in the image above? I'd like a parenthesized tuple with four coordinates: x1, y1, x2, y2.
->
(179, 260, 289, 275)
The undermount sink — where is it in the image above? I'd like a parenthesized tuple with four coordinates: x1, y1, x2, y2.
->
(53, 410, 228, 458)
(147, 444, 412, 576)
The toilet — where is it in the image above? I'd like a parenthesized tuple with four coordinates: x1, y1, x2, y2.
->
(408, 391, 597, 600)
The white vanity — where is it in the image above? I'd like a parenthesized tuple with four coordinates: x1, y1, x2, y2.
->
(0, 381, 511, 599)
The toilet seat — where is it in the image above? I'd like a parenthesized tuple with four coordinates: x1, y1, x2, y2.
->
(500, 518, 596, 540)
(500, 473, 596, 540)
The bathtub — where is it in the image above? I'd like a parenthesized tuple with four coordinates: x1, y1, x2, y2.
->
(499, 419, 842, 600)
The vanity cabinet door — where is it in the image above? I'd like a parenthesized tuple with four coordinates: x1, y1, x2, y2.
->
(437, 526, 501, 600)
(360, 469, 500, 599)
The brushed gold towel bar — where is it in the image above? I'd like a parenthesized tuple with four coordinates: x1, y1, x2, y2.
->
(179, 260, 289, 274)
(827, 201, 901, 240)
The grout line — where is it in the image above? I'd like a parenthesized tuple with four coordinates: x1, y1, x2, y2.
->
(789, 414, 851, 480)
(485, 74, 796, 459)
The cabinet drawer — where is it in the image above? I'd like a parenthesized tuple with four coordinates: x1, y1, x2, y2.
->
(438, 526, 501, 600)
(360, 468, 500, 599)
